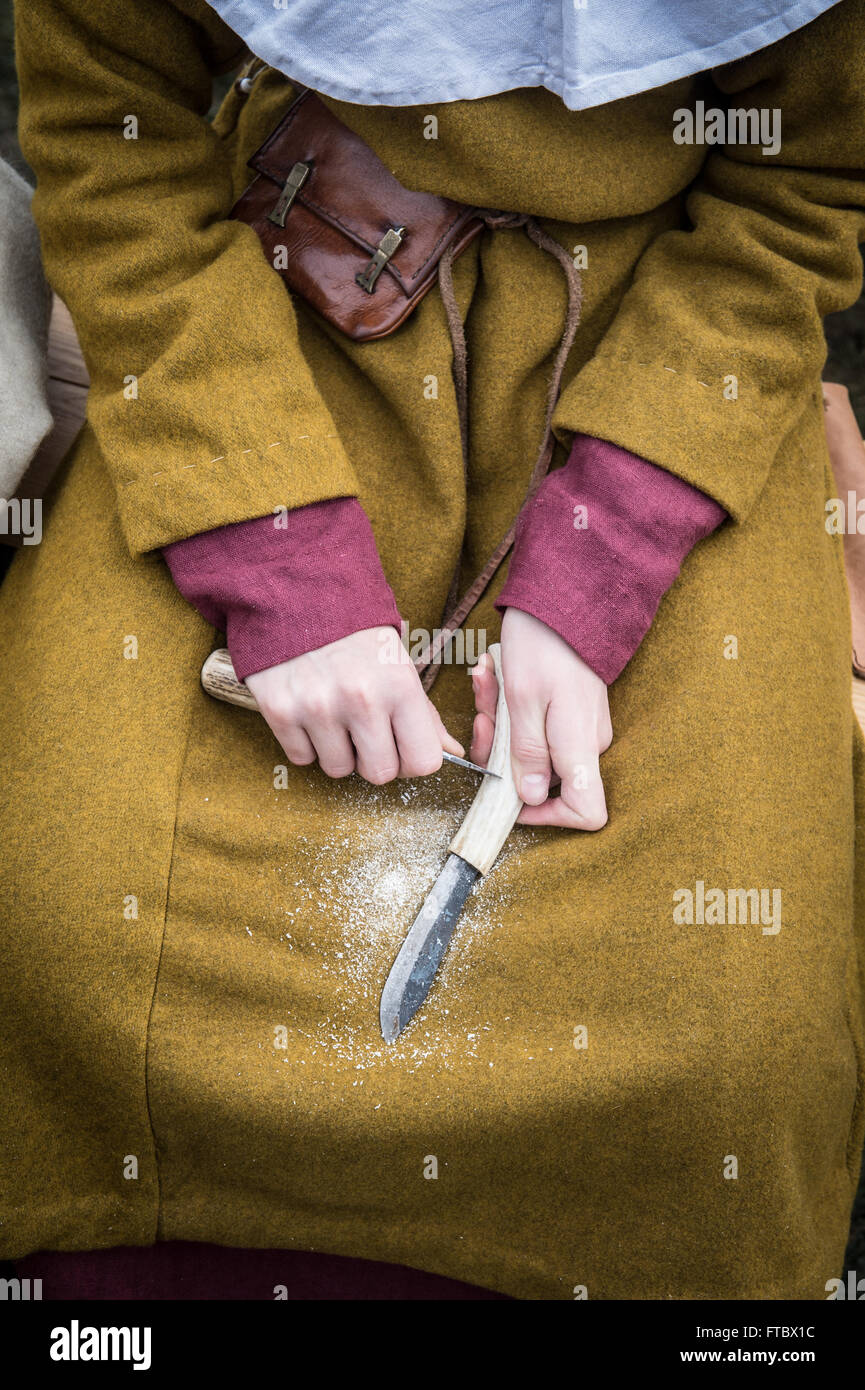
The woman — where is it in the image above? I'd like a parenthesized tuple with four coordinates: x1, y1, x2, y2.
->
(2, 0, 864, 1299)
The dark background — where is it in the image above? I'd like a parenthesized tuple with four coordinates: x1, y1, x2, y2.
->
(1, 0, 863, 1289)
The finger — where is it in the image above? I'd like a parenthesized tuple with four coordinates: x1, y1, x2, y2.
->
(248, 678, 319, 768)
(257, 698, 319, 767)
(349, 713, 401, 785)
(305, 719, 357, 779)
(468, 652, 500, 765)
(271, 721, 317, 767)
(559, 753, 608, 829)
(519, 700, 607, 828)
(391, 700, 446, 778)
(518, 796, 586, 828)
(508, 686, 553, 806)
(469, 714, 560, 782)
(470, 653, 499, 722)
(548, 691, 608, 828)
(517, 772, 607, 829)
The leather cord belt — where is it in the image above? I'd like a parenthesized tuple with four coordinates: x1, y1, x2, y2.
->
(415, 212, 583, 691)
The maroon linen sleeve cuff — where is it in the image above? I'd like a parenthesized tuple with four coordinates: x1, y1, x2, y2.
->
(163, 497, 403, 683)
(495, 433, 726, 684)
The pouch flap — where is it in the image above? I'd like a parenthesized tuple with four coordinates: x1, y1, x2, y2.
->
(246, 89, 481, 296)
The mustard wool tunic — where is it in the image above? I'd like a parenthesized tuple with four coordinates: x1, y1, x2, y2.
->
(3, 0, 865, 1299)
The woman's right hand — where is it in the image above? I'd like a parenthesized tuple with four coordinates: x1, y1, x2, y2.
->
(244, 626, 464, 784)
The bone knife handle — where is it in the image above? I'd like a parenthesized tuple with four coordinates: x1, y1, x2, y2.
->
(448, 642, 523, 875)
(201, 648, 259, 710)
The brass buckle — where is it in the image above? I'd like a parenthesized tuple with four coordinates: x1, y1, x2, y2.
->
(356, 225, 406, 293)
(267, 162, 310, 228)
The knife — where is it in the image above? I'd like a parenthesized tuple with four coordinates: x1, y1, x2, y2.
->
(199, 644, 518, 1042)
(380, 641, 523, 1042)
(199, 648, 498, 778)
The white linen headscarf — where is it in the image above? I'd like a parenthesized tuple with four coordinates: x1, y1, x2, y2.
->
(205, 0, 842, 110)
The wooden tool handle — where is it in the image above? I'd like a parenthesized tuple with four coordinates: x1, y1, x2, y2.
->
(201, 648, 259, 710)
(448, 642, 523, 875)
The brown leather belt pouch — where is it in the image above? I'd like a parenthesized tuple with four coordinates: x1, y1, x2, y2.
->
(231, 87, 484, 342)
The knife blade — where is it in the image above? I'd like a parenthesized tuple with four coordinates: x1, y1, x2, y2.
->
(380, 642, 523, 1041)
(380, 853, 479, 1043)
(442, 750, 500, 778)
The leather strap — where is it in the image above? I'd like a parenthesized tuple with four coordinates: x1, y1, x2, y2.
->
(415, 212, 583, 691)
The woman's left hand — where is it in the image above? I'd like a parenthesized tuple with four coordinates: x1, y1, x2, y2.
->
(470, 608, 612, 828)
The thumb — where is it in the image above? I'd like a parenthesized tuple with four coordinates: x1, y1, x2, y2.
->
(508, 695, 552, 805)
